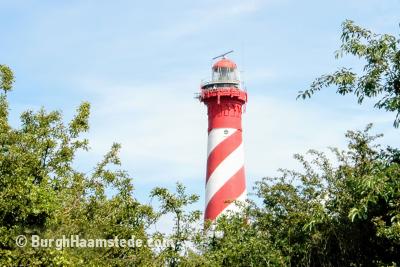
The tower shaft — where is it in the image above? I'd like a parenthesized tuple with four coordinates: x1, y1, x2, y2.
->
(204, 95, 246, 221)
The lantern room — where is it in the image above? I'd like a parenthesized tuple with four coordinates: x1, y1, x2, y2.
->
(199, 53, 247, 107)
(211, 58, 240, 84)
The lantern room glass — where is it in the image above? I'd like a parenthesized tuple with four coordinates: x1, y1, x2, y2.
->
(212, 67, 240, 83)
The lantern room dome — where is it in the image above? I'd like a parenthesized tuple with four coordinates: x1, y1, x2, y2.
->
(212, 58, 237, 70)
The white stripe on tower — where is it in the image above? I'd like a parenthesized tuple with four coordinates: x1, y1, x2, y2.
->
(207, 128, 236, 157)
(205, 128, 246, 220)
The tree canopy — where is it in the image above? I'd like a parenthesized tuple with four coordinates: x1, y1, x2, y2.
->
(298, 20, 400, 127)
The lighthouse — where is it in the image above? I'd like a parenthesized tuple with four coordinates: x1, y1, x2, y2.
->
(199, 52, 248, 221)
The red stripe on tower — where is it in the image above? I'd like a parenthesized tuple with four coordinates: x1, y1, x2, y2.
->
(198, 53, 248, 221)
(206, 130, 242, 182)
(205, 167, 246, 220)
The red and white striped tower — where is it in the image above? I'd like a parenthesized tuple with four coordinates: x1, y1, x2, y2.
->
(199, 53, 248, 221)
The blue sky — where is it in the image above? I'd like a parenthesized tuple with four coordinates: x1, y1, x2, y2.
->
(1, 0, 399, 228)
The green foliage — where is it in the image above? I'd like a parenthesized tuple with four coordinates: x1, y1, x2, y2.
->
(0, 67, 156, 266)
(253, 125, 400, 266)
(0, 65, 14, 92)
(298, 20, 400, 127)
(198, 213, 286, 266)
(150, 183, 201, 266)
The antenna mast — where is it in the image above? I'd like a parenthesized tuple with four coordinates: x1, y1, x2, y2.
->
(212, 50, 234, 60)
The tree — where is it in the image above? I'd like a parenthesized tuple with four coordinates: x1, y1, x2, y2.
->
(252, 125, 400, 266)
(150, 182, 201, 266)
(298, 20, 400, 127)
(197, 211, 286, 266)
(0, 65, 156, 266)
